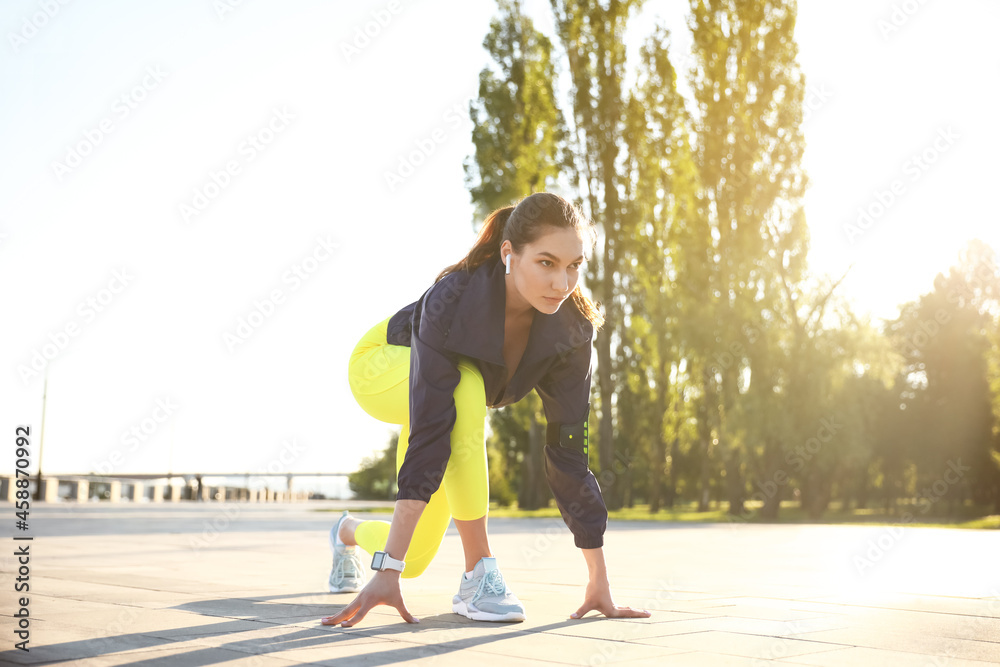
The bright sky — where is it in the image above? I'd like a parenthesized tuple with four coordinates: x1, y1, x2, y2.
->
(2, 0, 996, 478)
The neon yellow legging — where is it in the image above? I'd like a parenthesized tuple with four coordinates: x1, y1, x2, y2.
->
(346, 315, 489, 578)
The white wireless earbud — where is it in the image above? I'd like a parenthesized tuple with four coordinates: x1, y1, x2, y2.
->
(505, 254, 511, 274)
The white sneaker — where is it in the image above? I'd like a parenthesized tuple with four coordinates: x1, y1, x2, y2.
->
(327, 510, 366, 593)
(452, 556, 526, 622)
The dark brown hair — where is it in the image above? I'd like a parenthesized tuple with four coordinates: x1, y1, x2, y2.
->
(435, 192, 604, 331)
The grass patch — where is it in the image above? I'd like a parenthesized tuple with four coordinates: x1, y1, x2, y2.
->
(315, 505, 394, 514)
(951, 515, 1000, 529)
(316, 501, 999, 529)
(486, 500, 1000, 530)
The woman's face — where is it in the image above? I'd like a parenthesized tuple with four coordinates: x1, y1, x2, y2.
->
(505, 226, 586, 316)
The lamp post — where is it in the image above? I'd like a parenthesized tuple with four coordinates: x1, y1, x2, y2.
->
(34, 368, 49, 502)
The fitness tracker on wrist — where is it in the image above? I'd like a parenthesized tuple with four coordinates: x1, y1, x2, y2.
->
(371, 551, 406, 572)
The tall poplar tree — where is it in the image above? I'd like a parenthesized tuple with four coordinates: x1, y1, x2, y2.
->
(550, 0, 646, 509)
(466, 0, 569, 507)
(466, 0, 567, 221)
(686, 0, 809, 514)
(620, 23, 701, 512)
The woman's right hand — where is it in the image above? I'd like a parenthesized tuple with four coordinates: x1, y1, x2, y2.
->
(320, 570, 419, 627)
(324, 499, 426, 627)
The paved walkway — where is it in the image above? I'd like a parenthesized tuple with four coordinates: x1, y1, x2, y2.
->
(1, 501, 998, 666)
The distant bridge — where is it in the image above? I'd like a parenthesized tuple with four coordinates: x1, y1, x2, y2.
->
(72, 472, 355, 479)
(2, 471, 358, 504)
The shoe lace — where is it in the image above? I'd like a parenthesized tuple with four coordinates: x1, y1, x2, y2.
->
(332, 548, 361, 586)
(477, 569, 507, 598)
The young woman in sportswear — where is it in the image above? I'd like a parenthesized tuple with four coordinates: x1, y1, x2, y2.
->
(321, 192, 650, 627)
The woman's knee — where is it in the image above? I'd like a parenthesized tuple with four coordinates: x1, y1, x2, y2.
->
(400, 558, 433, 579)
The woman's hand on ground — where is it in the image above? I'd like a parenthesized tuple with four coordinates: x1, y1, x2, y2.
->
(321, 571, 419, 627)
(570, 579, 651, 620)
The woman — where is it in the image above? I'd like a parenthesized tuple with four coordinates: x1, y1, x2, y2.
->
(321, 192, 650, 627)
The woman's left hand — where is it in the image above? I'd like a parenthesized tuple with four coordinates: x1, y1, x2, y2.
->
(570, 579, 651, 619)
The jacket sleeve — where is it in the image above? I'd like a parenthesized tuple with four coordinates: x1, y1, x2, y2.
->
(535, 325, 608, 549)
(394, 292, 462, 503)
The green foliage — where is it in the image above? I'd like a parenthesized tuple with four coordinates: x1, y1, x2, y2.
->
(456, 0, 1000, 521)
(883, 240, 1000, 510)
(487, 391, 553, 510)
(683, 0, 810, 517)
(486, 500, 999, 529)
(467, 1, 568, 510)
(466, 0, 567, 220)
(348, 433, 398, 501)
(486, 431, 517, 507)
(548, 0, 647, 510)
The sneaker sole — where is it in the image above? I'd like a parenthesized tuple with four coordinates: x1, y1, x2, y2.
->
(327, 581, 362, 594)
(452, 596, 525, 622)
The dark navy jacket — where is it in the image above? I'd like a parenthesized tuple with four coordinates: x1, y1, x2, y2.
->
(385, 256, 608, 548)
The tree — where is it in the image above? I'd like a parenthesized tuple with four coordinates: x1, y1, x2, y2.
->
(348, 433, 398, 500)
(685, 0, 809, 515)
(885, 240, 1000, 514)
(466, 0, 568, 221)
(550, 0, 646, 509)
(488, 394, 551, 509)
(619, 21, 700, 512)
(467, 0, 570, 509)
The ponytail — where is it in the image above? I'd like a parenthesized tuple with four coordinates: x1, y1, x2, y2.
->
(571, 290, 604, 332)
(435, 205, 514, 282)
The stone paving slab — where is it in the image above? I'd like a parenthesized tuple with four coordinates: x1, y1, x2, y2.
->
(0, 501, 998, 666)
